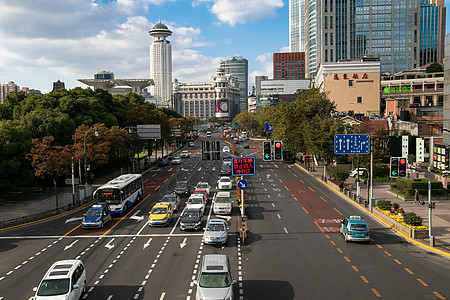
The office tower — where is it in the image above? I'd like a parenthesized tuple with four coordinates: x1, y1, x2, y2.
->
(444, 34, 450, 145)
(289, 0, 306, 52)
(420, 0, 446, 66)
(0, 81, 20, 104)
(304, 0, 446, 78)
(149, 20, 173, 108)
(273, 52, 306, 79)
(52, 80, 65, 91)
(220, 56, 248, 113)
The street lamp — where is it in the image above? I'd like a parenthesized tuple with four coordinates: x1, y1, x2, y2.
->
(84, 127, 98, 198)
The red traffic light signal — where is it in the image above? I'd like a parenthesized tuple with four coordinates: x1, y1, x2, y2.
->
(275, 142, 282, 148)
(399, 158, 406, 165)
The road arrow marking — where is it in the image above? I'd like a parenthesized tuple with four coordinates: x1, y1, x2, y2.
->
(198, 167, 202, 171)
(130, 210, 144, 222)
(64, 239, 78, 251)
(65, 217, 83, 224)
(143, 238, 152, 249)
(180, 238, 187, 249)
(212, 167, 216, 171)
(168, 168, 173, 172)
(266, 174, 271, 179)
(105, 238, 115, 250)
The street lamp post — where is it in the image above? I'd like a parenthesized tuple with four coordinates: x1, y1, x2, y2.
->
(84, 127, 98, 199)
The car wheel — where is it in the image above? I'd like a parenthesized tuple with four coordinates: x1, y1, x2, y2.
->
(82, 281, 86, 294)
(100, 221, 104, 228)
(344, 234, 349, 242)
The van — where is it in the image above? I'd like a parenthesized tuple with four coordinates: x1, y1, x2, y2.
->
(33, 259, 86, 300)
(213, 191, 232, 215)
(194, 254, 236, 300)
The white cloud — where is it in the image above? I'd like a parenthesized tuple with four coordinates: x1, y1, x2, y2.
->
(210, 0, 284, 26)
(248, 52, 273, 90)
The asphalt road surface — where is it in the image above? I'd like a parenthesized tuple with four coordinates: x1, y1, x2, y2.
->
(1, 132, 449, 300)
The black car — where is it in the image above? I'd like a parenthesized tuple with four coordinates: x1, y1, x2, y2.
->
(179, 207, 204, 231)
(220, 164, 231, 176)
(174, 181, 191, 196)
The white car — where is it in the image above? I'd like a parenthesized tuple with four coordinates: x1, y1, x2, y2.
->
(222, 146, 230, 153)
(349, 168, 367, 177)
(186, 194, 206, 215)
(195, 181, 211, 195)
(217, 176, 232, 190)
(181, 150, 190, 158)
(172, 156, 181, 164)
(203, 218, 229, 245)
(33, 260, 86, 300)
(213, 191, 232, 215)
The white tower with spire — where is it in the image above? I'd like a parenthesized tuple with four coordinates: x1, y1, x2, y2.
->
(149, 19, 173, 108)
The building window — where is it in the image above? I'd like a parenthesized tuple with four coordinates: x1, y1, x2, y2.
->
(349, 80, 354, 87)
(357, 96, 362, 103)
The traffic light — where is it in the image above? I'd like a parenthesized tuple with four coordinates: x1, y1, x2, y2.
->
(274, 141, 282, 160)
(390, 157, 399, 178)
(398, 157, 407, 177)
(263, 141, 272, 161)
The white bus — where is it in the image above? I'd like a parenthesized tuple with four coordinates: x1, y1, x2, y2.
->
(93, 174, 144, 214)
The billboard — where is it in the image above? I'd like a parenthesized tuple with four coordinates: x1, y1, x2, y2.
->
(215, 99, 229, 118)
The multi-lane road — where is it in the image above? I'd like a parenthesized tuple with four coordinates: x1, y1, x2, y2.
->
(1, 132, 450, 300)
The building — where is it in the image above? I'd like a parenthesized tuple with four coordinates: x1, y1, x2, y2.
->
(260, 79, 310, 95)
(304, 0, 446, 78)
(273, 52, 306, 80)
(173, 68, 240, 121)
(442, 34, 450, 145)
(149, 20, 173, 108)
(78, 71, 154, 95)
(420, 0, 446, 66)
(248, 94, 257, 113)
(315, 58, 381, 118)
(53, 80, 65, 91)
(289, 0, 306, 52)
(254, 76, 268, 97)
(0, 81, 20, 104)
(220, 56, 248, 113)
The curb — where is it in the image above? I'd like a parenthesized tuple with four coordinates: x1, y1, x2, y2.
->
(294, 162, 450, 258)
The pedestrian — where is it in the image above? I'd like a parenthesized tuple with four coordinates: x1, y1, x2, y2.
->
(338, 181, 344, 192)
(414, 188, 419, 204)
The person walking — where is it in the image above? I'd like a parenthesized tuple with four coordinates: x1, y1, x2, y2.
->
(414, 188, 419, 204)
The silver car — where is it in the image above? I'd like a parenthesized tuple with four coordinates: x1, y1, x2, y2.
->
(160, 192, 181, 211)
(203, 218, 228, 245)
(194, 254, 236, 300)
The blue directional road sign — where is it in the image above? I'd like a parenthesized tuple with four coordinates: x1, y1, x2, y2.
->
(334, 134, 370, 154)
(265, 122, 273, 132)
(237, 179, 248, 190)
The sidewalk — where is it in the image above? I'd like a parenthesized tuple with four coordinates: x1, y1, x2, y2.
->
(301, 163, 450, 255)
(0, 147, 178, 229)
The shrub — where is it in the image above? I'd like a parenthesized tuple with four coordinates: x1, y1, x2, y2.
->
(326, 165, 349, 182)
(377, 200, 392, 211)
(403, 212, 423, 226)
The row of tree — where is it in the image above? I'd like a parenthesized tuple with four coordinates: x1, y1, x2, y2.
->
(0, 87, 201, 191)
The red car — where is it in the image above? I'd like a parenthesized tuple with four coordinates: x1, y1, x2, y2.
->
(193, 189, 209, 204)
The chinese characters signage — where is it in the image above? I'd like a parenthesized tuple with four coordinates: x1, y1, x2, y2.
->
(232, 156, 256, 176)
(333, 73, 368, 80)
(382, 86, 413, 94)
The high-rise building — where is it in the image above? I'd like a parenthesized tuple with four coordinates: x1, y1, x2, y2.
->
(289, 0, 306, 52)
(53, 79, 65, 91)
(149, 20, 173, 108)
(220, 56, 248, 113)
(273, 52, 306, 79)
(420, 0, 446, 66)
(443, 34, 450, 145)
(0, 81, 20, 104)
(303, 0, 446, 78)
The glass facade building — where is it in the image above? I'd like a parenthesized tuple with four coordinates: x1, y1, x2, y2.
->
(289, 0, 306, 52)
(220, 56, 248, 113)
(303, 0, 445, 78)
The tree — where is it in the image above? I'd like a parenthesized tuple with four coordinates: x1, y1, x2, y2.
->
(27, 136, 72, 208)
(426, 62, 443, 73)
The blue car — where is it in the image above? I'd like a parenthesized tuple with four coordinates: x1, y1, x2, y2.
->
(158, 158, 168, 166)
(340, 215, 370, 242)
(82, 203, 112, 229)
(189, 142, 195, 147)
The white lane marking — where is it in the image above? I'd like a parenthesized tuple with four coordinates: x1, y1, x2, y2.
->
(284, 227, 289, 234)
(143, 238, 153, 249)
(64, 239, 79, 251)
(277, 214, 281, 219)
(159, 292, 166, 300)
(105, 238, 115, 250)
(180, 238, 188, 249)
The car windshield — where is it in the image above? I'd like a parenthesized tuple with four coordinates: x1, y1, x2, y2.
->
(188, 198, 202, 204)
(37, 279, 70, 296)
(195, 191, 206, 196)
(199, 272, 231, 288)
(197, 183, 208, 189)
(162, 194, 176, 202)
(152, 207, 168, 214)
(176, 182, 187, 188)
(85, 209, 101, 217)
(182, 211, 200, 218)
(207, 223, 225, 231)
(215, 197, 230, 203)
(220, 178, 230, 183)
(350, 224, 367, 231)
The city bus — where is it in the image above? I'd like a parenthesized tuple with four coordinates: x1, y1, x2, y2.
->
(93, 174, 144, 214)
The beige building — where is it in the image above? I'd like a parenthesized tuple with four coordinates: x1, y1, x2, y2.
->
(315, 58, 381, 118)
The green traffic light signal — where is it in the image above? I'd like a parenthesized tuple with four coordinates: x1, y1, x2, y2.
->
(263, 141, 272, 161)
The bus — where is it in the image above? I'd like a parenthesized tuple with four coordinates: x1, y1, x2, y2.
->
(93, 174, 144, 214)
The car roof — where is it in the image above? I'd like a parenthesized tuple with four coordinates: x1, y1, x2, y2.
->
(189, 194, 204, 199)
(207, 218, 226, 224)
(201, 254, 229, 273)
(183, 207, 202, 213)
(347, 215, 367, 224)
(44, 260, 82, 279)
(219, 176, 231, 180)
(216, 191, 230, 197)
(153, 202, 171, 208)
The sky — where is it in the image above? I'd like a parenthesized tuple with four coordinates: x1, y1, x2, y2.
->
(0, 0, 449, 94)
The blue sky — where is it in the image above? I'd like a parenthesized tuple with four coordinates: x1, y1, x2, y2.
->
(0, 0, 448, 94)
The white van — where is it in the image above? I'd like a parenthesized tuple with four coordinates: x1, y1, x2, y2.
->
(213, 191, 232, 215)
(194, 254, 236, 300)
(33, 259, 86, 300)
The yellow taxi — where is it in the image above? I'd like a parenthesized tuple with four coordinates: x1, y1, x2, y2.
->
(148, 202, 173, 226)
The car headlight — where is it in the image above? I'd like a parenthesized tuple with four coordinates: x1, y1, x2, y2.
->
(195, 221, 202, 226)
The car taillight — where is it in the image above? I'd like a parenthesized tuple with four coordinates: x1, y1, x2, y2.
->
(366, 232, 370, 237)
(348, 231, 351, 236)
